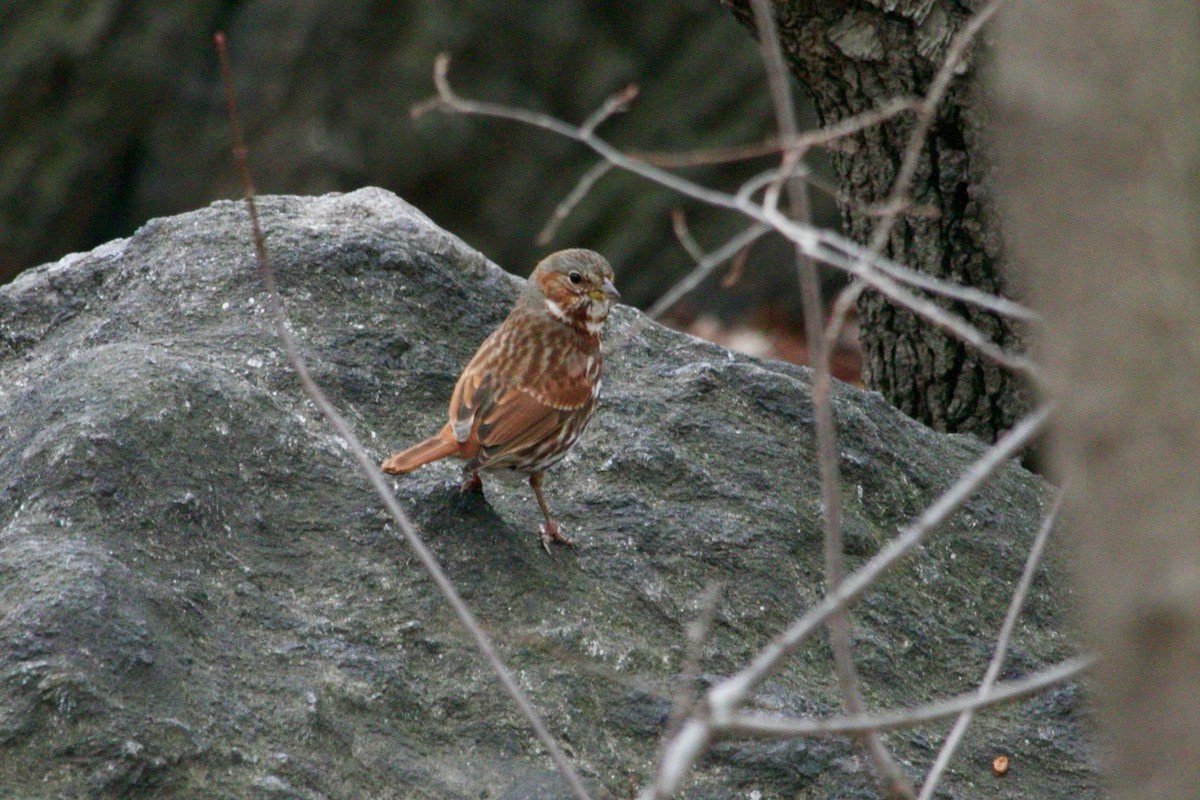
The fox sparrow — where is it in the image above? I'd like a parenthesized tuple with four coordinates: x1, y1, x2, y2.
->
(381, 249, 620, 551)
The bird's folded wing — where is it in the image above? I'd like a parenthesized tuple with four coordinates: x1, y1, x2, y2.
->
(449, 364, 487, 443)
(472, 385, 568, 468)
(448, 321, 596, 467)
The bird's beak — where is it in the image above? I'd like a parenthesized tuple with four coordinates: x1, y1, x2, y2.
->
(591, 279, 620, 303)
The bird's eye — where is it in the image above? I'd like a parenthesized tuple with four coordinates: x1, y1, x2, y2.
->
(568, 271, 583, 284)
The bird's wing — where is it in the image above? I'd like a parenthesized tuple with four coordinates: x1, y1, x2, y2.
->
(448, 315, 598, 468)
(471, 385, 570, 468)
(448, 328, 502, 443)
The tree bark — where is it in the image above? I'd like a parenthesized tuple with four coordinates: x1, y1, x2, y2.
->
(725, 0, 1025, 440)
(990, 2, 1200, 798)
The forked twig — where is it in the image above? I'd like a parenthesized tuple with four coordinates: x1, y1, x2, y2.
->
(421, 53, 1042, 360)
(214, 33, 594, 800)
(870, 0, 1006, 256)
(646, 223, 771, 320)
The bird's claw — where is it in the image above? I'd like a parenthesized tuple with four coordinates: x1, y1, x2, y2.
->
(539, 521, 574, 554)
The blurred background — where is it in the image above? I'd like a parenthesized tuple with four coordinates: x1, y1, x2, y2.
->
(1, 0, 858, 378)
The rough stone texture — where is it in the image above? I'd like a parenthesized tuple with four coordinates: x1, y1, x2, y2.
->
(0, 189, 1093, 799)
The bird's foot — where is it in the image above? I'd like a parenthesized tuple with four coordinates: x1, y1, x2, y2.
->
(460, 472, 483, 494)
(539, 520, 575, 554)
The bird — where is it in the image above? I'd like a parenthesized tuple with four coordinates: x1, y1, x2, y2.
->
(381, 249, 620, 551)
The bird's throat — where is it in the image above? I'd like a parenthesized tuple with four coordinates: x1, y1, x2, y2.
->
(543, 296, 604, 338)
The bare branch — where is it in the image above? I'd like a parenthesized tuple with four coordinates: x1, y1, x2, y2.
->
(861, 254, 1036, 322)
(822, 0, 1014, 365)
(428, 53, 749, 209)
(720, 245, 751, 289)
(806, 173, 940, 220)
(537, 160, 613, 245)
(821, 281, 866, 374)
(709, 405, 1050, 711)
(867, 0, 1006, 255)
(646, 223, 771, 320)
(735, 165, 790, 206)
(424, 53, 1039, 367)
(604, 214, 768, 357)
(786, 213, 1040, 379)
(663, 584, 724, 740)
(669, 208, 706, 264)
(748, 0, 912, 793)
(409, 94, 444, 120)
(916, 489, 1065, 799)
(629, 97, 918, 168)
(729, 655, 1092, 738)
(216, 34, 593, 800)
(581, 83, 640, 137)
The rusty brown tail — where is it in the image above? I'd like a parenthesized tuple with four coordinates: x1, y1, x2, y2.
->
(381, 430, 459, 474)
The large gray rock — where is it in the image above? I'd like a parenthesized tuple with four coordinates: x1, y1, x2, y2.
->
(0, 189, 1093, 799)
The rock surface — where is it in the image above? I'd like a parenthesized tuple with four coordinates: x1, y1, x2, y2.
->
(0, 189, 1094, 799)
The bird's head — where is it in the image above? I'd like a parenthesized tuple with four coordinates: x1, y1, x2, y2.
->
(527, 249, 620, 335)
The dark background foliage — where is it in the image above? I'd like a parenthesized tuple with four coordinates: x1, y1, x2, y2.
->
(1, 0, 842, 329)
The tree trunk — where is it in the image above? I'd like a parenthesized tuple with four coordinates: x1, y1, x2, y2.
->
(988, 0, 1195, 796)
(990, 2, 1200, 797)
(725, 0, 1025, 440)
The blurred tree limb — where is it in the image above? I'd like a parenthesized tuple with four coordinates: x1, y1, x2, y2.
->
(991, 1, 1200, 797)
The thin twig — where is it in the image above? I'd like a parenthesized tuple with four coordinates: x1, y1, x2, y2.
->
(806, 173, 941, 220)
(708, 405, 1049, 713)
(812, 25, 1021, 771)
(646, 223, 771, 320)
(869, 0, 1005, 256)
(669, 208, 707, 263)
(537, 160, 614, 245)
(607, 212, 770, 359)
(729, 656, 1092, 737)
(748, 0, 913, 794)
(646, 405, 1051, 799)
(629, 97, 919, 168)
(810, 222, 1037, 325)
(581, 83, 640, 136)
(720, 245, 751, 289)
(765, 208, 1040, 379)
(603, 217, 769, 358)
(215, 33, 594, 800)
(663, 584, 724, 740)
(916, 489, 1065, 799)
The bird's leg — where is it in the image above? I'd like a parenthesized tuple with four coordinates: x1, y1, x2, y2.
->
(529, 471, 573, 552)
(460, 470, 483, 494)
